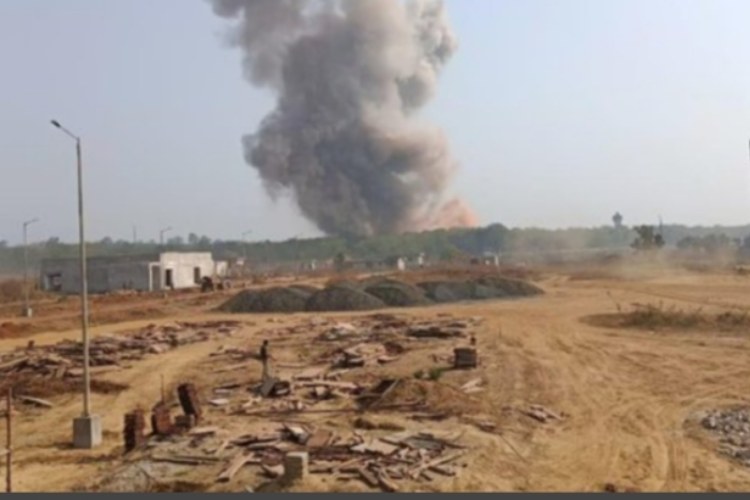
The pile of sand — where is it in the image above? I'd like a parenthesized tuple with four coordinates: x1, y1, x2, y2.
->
(376, 379, 481, 416)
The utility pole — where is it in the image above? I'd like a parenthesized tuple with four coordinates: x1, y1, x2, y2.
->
(242, 230, 253, 271)
(132, 225, 137, 244)
(5, 388, 11, 493)
(22, 218, 39, 318)
(160, 227, 173, 247)
(51, 119, 101, 449)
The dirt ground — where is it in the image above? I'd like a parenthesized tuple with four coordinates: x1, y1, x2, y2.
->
(4, 266, 750, 492)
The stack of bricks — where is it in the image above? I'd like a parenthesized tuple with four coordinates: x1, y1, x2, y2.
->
(454, 348, 478, 369)
(151, 404, 173, 436)
(177, 383, 202, 423)
(124, 409, 146, 453)
(174, 414, 196, 433)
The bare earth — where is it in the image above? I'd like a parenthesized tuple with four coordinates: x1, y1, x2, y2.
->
(4, 268, 750, 492)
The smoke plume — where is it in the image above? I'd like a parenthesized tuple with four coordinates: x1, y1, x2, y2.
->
(209, 0, 478, 238)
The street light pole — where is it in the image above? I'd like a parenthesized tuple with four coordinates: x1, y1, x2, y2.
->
(242, 230, 253, 267)
(22, 218, 39, 318)
(51, 119, 101, 449)
(160, 227, 173, 247)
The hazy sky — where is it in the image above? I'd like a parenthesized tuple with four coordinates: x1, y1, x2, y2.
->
(2, 0, 750, 245)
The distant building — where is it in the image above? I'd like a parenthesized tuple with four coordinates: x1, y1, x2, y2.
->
(40, 252, 228, 294)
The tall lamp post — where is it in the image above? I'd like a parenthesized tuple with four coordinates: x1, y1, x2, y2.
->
(21, 218, 39, 318)
(160, 226, 173, 247)
(242, 230, 253, 272)
(50, 119, 101, 449)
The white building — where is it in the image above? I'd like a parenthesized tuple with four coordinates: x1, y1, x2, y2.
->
(40, 252, 228, 294)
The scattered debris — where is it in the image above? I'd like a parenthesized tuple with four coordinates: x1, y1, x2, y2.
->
(0, 321, 241, 383)
(522, 404, 563, 424)
(189, 426, 220, 437)
(124, 409, 147, 453)
(151, 404, 174, 436)
(700, 407, 750, 466)
(217, 453, 256, 483)
(454, 348, 479, 370)
(282, 452, 309, 484)
(17, 395, 54, 408)
(177, 384, 203, 423)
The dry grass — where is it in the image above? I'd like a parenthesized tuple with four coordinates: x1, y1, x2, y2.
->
(587, 302, 750, 333)
(0, 373, 129, 398)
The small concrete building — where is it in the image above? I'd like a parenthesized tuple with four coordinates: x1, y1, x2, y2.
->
(40, 252, 228, 294)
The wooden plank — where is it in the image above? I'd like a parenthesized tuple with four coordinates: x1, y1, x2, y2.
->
(189, 426, 221, 437)
(261, 464, 284, 479)
(428, 464, 457, 477)
(375, 470, 399, 492)
(410, 451, 466, 479)
(357, 468, 379, 488)
(213, 439, 230, 456)
(17, 396, 53, 409)
(151, 456, 212, 466)
(297, 381, 359, 391)
(217, 453, 254, 483)
(307, 429, 333, 449)
(0, 358, 28, 372)
(460, 378, 482, 392)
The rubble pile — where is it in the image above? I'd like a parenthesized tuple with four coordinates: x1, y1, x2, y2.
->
(701, 407, 750, 465)
(143, 422, 468, 491)
(0, 320, 242, 381)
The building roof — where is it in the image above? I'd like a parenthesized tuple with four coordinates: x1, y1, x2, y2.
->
(41, 252, 214, 266)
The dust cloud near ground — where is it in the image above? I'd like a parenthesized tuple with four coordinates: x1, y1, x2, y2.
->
(3, 261, 750, 492)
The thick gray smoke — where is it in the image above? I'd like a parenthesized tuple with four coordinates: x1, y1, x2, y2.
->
(209, 0, 477, 238)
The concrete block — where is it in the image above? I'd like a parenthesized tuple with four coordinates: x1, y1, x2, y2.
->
(73, 415, 102, 449)
(282, 452, 309, 484)
(177, 383, 202, 422)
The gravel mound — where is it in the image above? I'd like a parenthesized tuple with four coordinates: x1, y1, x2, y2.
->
(220, 287, 312, 313)
(419, 276, 542, 303)
(700, 407, 750, 465)
(306, 285, 387, 312)
(417, 281, 475, 303)
(222, 275, 542, 314)
(364, 279, 432, 307)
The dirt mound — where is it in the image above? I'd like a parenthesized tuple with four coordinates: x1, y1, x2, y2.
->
(220, 287, 312, 313)
(476, 275, 544, 297)
(289, 284, 320, 294)
(377, 379, 480, 416)
(418, 281, 476, 303)
(364, 279, 432, 307)
(222, 274, 542, 314)
(419, 276, 542, 303)
(0, 321, 32, 339)
(306, 285, 386, 312)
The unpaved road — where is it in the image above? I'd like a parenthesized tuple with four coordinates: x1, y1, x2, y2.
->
(4, 270, 750, 492)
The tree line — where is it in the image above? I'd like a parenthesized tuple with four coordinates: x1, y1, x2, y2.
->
(2, 223, 750, 274)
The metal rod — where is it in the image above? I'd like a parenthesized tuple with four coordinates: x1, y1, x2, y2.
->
(77, 138, 91, 418)
(6, 388, 12, 493)
(23, 224, 29, 317)
(22, 219, 39, 317)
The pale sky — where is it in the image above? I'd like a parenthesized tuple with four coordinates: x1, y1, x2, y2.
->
(2, 0, 750, 245)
